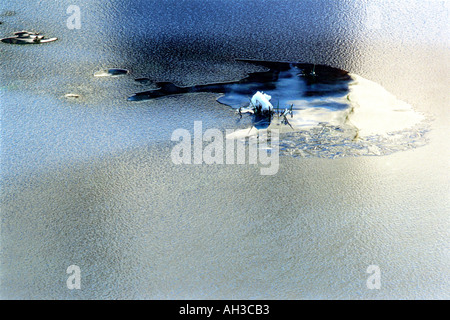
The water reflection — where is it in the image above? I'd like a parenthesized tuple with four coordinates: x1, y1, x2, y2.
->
(128, 59, 353, 131)
(128, 59, 351, 106)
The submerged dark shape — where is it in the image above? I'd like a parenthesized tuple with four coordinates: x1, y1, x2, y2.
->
(0, 30, 57, 44)
(135, 77, 152, 84)
(94, 68, 129, 77)
(252, 112, 273, 130)
(1, 10, 17, 17)
(127, 59, 352, 107)
(107, 68, 129, 76)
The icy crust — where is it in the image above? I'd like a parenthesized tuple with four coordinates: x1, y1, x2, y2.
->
(230, 120, 429, 159)
(278, 124, 429, 158)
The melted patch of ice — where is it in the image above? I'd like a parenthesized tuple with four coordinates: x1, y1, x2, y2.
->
(127, 59, 427, 158)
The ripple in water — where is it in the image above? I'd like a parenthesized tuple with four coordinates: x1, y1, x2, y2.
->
(128, 59, 428, 158)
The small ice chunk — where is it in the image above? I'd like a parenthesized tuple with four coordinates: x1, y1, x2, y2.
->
(251, 91, 273, 111)
(65, 93, 80, 98)
(94, 68, 129, 77)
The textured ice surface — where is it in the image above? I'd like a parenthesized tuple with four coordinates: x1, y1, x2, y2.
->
(1, 0, 448, 300)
